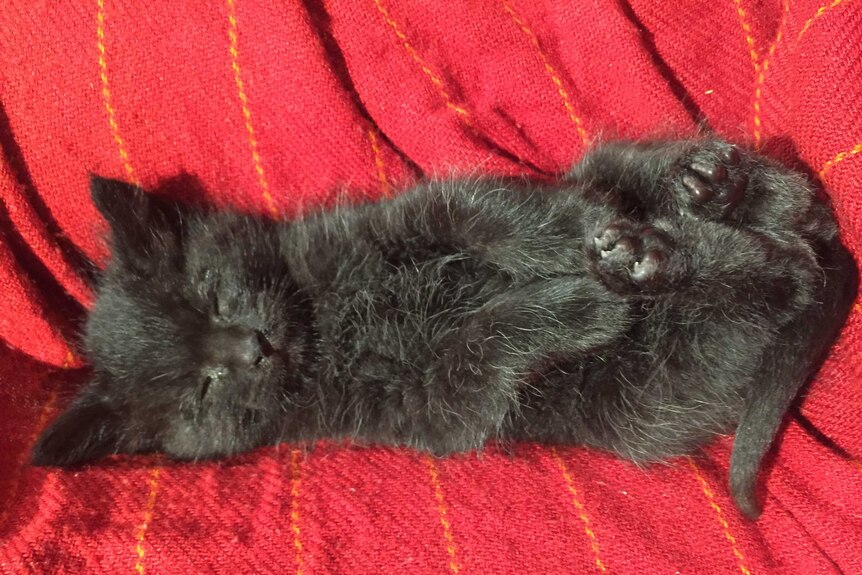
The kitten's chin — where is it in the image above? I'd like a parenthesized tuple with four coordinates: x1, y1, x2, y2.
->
(162, 412, 273, 461)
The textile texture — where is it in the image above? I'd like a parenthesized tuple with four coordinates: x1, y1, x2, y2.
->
(1, 1, 861, 573)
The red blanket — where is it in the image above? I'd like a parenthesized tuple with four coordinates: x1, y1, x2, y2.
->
(2, 1, 861, 572)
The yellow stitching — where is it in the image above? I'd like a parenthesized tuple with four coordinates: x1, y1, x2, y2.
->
(798, 0, 849, 40)
(32, 391, 60, 441)
(753, 0, 789, 148)
(732, 0, 760, 71)
(290, 449, 305, 575)
(96, 0, 138, 185)
(133, 467, 162, 575)
(500, 0, 590, 146)
(551, 449, 607, 573)
(32, 348, 73, 443)
(688, 458, 753, 575)
(818, 142, 862, 178)
(226, 0, 278, 218)
(425, 456, 461, 574)
(95, 12, 164, 571)
(372, 0, 473, 127)
(372, 0, 544, 171)
(366, 127, 392, 196)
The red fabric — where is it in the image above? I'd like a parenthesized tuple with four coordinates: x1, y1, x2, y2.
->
(1, 1, 861, 572)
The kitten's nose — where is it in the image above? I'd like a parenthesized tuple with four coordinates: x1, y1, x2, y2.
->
(202, 327, 266, 369)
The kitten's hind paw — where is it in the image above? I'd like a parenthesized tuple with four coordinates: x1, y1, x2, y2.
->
(590, 221, 673, 293)
(677, 142, 749, 219)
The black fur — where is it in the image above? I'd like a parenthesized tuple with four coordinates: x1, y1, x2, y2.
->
(32, 138, 857, 519)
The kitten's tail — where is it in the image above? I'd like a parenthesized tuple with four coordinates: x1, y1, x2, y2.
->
(729, 245, 858, 519)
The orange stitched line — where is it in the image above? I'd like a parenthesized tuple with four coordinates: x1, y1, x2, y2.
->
(133, 467, 162, 575)
(28, 350, 73, 457)
(226, 0, 278, 218)
(32, 390, 60, 444)
(366, 127, 392, 197)
(551, 448, 607, 573)
(96, 0, 138, 186)
(289, 449, 305, 575)
(688, 458, 753, 575)
(500, 0, 590, 146)
(798, 0, 849, 40)
(96, 11, 164, 571)
(371, 0, 472, 127)
(818, 142, 862, 178)
(732, 0, 760, 73)
(425, 456, 461, 574)
(753, 0, 789, 149)
(29, 349, 74, 444)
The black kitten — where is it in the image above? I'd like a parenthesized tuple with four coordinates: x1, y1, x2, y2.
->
(33, 138, 857, 519)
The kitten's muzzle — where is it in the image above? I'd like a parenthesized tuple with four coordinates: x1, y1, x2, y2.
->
(201, 326, 273, 372)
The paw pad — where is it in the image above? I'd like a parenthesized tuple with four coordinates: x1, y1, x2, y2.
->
(680, 143, 748, 216)
(591, 222, 672, 290)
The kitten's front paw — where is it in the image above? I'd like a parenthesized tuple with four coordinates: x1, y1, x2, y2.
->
(590, 221, 673, 292)
(677, 142, 749, 219)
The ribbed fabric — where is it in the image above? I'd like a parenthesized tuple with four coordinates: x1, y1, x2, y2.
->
(1, 1, 860, 573)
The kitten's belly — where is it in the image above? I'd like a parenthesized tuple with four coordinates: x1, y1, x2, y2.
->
(316, 254, 510, 378)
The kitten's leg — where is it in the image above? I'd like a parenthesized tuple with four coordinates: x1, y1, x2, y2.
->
(571, 138, 831, 242)
(729, 244, 857, 518)
(670, 143, 836, 244)
(584, 203, 824, 298)
(376, 181, 618, 280)
(568, 138, 698, 214)
(570, 138, 749, 219)
(414, 276, 629, 455)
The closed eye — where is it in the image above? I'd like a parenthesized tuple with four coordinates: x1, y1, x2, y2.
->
(256, 331, 275, 358)
(212, 292, 221, 317)
(200, 376, 212, 401)
(198, 268, 223, 317)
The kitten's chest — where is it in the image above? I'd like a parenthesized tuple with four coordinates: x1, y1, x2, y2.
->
(313, 254, 510, 371)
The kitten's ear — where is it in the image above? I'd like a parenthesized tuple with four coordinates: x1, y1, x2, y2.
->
(90, 175, 185, 267)
(31, 392, 128, 467)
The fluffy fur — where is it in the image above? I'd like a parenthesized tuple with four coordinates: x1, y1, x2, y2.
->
(32, 138, 857, 519)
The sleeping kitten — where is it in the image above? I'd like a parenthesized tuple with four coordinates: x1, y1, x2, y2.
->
(32, 138, 857, 519)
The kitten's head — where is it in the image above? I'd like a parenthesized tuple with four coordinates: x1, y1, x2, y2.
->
(33, 177, 313, 466)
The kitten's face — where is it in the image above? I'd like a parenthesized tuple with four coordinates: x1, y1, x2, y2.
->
(33, 177, 311, 466)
